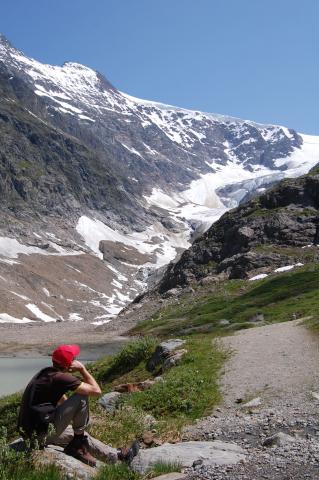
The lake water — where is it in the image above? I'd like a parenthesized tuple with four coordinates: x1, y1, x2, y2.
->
(0, 341, 127, 397)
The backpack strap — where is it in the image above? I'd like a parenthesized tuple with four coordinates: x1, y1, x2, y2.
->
(27, 367, 55, 408)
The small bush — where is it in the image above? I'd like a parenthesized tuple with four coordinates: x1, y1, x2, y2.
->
(92, 337, 157, 382)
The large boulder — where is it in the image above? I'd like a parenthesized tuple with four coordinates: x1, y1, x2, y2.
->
(131, 441, 245, 473)
(147, 339, 186, 371)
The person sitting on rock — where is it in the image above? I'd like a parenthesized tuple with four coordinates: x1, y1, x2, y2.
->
(18, 344, 139, 467)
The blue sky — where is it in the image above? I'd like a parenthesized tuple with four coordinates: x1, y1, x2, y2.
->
(1, 0, 318, 134)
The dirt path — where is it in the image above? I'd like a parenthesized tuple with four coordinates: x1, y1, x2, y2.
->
(220, 319, 319, 406)
(184, 320, 319, 479)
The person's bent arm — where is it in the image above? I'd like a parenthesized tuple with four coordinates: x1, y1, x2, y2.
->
(69, 360, 101, 396)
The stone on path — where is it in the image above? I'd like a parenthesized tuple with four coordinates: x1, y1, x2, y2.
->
(131, 440, 245, 473)
(151, 474, 187, 480)
(311, 391, 319, 401)
(241, 397, 262, 408)
(33, 445, 97, 479)
(262, 432, 296, 447)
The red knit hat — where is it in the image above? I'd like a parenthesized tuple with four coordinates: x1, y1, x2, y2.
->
(52, 344, 80, 368)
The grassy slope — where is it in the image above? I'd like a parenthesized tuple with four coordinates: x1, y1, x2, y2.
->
(89, 335, 225, 447)
(132, 263, 319, 336)
(1, 261, 319, 479)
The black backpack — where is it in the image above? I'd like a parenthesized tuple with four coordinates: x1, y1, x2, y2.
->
(18, 368, 56, 438)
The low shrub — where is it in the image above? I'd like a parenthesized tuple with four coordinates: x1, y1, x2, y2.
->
(91, 337, 157, 383)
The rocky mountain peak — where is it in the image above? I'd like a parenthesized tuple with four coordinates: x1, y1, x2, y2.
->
(0, 33, 11, 47)
(0, 35, 318, 325)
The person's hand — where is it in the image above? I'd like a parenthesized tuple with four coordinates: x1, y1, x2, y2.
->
(68, 360, 85, 373)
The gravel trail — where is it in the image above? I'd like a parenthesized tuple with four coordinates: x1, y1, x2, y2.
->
(220, 319, 319, 406)
(184, 320, 319, 479)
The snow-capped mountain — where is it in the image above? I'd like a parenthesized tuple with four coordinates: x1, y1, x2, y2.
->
(0, 33, 318, 325)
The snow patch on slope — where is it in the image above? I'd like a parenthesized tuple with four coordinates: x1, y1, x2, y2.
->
(76, 216, 190, 267)
(0, 237, 81, 260)
(0, 313, 33, 324)
(274, 134, 319, 174)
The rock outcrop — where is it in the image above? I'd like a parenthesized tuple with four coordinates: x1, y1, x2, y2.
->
(147, 339, 186, 371)
(158, 172, 319, 291)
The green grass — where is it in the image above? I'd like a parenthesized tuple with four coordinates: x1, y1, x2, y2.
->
(89, 337, 158, 383)
(90, 335, 225, 447)
(0, 393, 21, 441)
(0, 462, 63, 480)
(132, 264, 319, 336)
(247, 206, 317, 218)
(147, 461, 183, 476)
(90, 404, 148, 448)
(253, 244, 319, 262)
(126, 336, 224, 420)
(303, 315, 319, 333)
(95, 463, 141, 480)
(0, 430, 64, 480)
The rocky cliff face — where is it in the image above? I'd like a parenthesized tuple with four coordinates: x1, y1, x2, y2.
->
(158, 170, 319, 292)
(0, 33, 318, 325)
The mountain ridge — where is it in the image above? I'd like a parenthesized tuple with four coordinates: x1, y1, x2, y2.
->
(0, 33, 318, 325)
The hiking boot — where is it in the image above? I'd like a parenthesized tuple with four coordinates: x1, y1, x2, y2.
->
(118, 440, 140, 464)
(64, 435, 96, 467)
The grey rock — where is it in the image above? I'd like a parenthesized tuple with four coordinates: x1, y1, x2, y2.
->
(163, 349, 188, 370)
(33, 445, 97, 479)
(162, 288, 182, 299)
(311, 391, 319, 401)
(218, 319, 230, 327)
(98, 392, 122, 413)
(151, 474, 187, 480)
(147, 339, 186, 371)
(262, 432, 296, 447)
(9, 438, 26, 452)
(143, 414, 157, 429)
(199, 276, 219, 286)
(241, 397, 262, 408)
(248, 313, 264, 323)
(131, 440, 246, 473)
